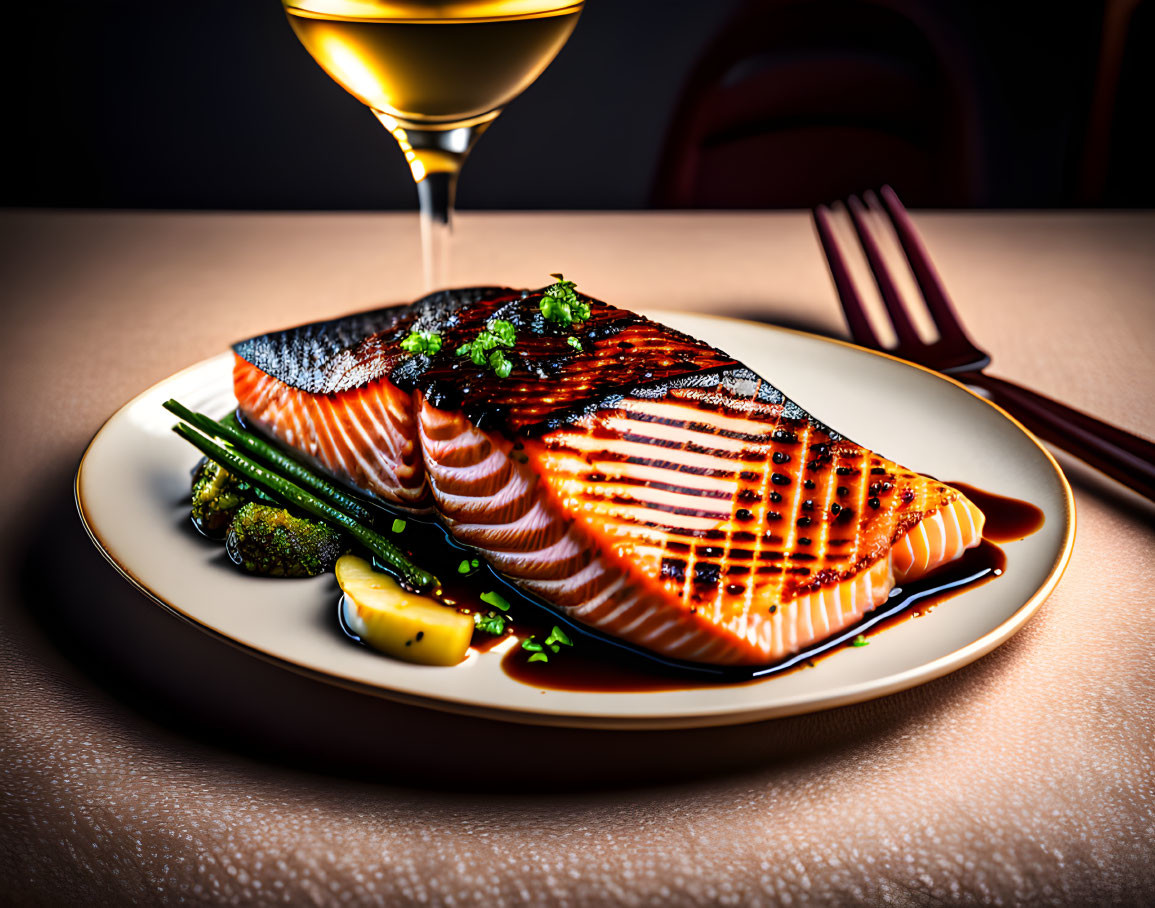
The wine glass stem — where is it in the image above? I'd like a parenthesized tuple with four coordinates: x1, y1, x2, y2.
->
(373, 112, 492, 293)
(416, 170, 456, 292)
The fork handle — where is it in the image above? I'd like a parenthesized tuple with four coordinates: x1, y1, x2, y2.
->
(965, 372, 1155, 501)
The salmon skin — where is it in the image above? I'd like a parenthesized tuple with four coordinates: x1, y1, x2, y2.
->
(233, 286, 985, 667)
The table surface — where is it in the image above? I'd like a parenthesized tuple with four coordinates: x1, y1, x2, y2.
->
(1, 211, 1153, 906)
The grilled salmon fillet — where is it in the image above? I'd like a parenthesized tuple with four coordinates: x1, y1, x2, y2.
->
(233, 286, 984, 666)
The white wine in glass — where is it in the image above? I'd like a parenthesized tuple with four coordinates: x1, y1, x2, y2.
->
(282, 0, 584, 290)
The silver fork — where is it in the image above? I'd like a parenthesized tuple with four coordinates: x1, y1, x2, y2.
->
(813, 186, 1155, 502)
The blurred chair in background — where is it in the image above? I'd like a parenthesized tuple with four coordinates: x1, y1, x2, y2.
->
(652, 0, 986, 209)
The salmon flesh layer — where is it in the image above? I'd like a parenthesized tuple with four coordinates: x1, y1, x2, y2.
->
(233, 286, 985, 666)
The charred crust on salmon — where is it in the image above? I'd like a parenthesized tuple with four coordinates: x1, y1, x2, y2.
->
(235, 286, 816, 441)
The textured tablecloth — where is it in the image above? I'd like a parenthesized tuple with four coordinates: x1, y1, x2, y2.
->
(1, 211, 1152, 906)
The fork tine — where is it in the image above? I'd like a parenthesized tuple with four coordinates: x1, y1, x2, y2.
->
(812, 204, 882, 349)
(845, 194, 922, 348)
(873, 186, 972, 349)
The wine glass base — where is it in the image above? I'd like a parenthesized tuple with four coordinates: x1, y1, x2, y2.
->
(372, 110, 494, 180)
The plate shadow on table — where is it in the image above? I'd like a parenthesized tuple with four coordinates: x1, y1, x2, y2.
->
(9, 460, 1027, 795)
(717, 306, 841, 341)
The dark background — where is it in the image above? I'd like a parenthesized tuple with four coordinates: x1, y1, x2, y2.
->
(4, 0, 1151, 211)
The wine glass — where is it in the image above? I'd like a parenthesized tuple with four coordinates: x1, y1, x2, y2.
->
(281, 0, 585, 290)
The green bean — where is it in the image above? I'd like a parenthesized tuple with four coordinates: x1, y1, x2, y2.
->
(163, 399, 374, 522)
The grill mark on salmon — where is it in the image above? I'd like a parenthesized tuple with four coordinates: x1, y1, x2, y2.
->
(233, 286, 985, 666)
(614, 410, 777, 444)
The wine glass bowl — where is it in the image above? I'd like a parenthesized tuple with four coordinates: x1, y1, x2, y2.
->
(281, 0, 584, 289)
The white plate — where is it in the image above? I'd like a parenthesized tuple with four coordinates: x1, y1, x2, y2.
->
(76, 313, 1074, 729)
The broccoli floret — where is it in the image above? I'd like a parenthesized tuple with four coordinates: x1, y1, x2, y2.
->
(191, 457, 278, 537)
(190, 458, 249, 537)
(225, 502, 348, 577)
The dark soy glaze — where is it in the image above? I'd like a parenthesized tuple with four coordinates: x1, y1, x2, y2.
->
(947, 481, 1046, 542)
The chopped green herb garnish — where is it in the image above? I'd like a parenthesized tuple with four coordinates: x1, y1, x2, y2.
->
(539, 274, 590, 327)
(522, 637, 548, 663)
(473, 611, 507, 636)
(457, 559, 472, 574)
(488, 319, 516, 346)
(851, 634, 869, 647)
(543, 626, 573, 653)
(567, 335, 582, 351)
(456, 319, 517, 377)
(480, 590, 511, 612)
(400, 330, 443, 356)
(391, 518, 407, 534)
(489, 349, 512, 379)
(518, 626, 576, 662)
